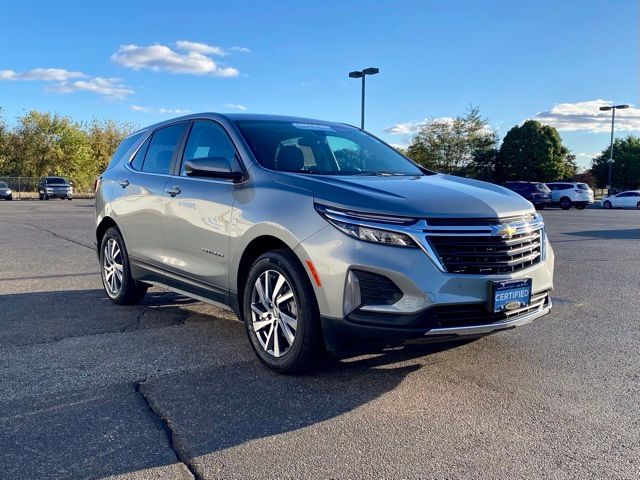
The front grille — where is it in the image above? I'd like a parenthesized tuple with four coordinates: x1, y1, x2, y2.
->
(428, 229, 543, 274)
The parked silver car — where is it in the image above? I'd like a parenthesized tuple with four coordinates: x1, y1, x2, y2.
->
(95, 113, 555, 373)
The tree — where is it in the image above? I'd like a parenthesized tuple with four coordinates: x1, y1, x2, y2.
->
(590, 135, 640, 189)
(494, 120, 570, 183)
(405, 106, 498, 177)
(85, 118, 135, 173)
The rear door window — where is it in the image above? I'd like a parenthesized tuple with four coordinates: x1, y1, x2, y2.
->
(142, 123, 187, 175)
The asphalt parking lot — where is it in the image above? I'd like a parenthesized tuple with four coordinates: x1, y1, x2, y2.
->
(1, 200, 638, 480)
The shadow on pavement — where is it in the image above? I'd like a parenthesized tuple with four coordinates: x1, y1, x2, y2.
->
(566, 228, 640, 240)
(0, 288, 199, 347)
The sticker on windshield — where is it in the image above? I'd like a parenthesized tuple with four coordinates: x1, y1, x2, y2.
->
(292, 123, 336, 132)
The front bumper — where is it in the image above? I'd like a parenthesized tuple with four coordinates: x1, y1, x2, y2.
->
(321, 294, 551, 353)
(296, 218, 555, 353)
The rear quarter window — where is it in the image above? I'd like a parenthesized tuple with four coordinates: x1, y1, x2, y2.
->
(105, 132, 144, 171)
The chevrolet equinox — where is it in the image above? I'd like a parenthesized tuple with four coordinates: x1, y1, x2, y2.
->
(95, 114, 555, 373)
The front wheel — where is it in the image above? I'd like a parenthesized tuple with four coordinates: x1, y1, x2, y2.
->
(243, 250, 323, 374)
(100, 227, 147, 305)
(603, 201, 612, 209)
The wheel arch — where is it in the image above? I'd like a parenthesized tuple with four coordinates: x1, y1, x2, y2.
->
(96, 216, 119, 249)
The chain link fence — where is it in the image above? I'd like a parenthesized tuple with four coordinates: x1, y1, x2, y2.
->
(0, 177, 95, 199)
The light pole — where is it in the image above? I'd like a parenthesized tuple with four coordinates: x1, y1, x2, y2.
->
(348, 67, 379, 130)
(599, 104, 629, 192)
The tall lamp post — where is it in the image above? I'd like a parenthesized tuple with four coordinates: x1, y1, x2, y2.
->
(348, 67, 379, 130)
(599, 104, 629, 193)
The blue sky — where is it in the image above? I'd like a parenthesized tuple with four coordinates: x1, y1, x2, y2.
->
(1, 0, 637, 168)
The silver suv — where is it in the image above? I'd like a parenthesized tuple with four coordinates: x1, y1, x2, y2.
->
(95, 113, 554, 373)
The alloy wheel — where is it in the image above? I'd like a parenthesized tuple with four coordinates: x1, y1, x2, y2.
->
(250, 269, 298, 358)
(103, 238, 124, 296)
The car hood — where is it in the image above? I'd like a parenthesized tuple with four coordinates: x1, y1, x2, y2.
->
(269, 172, 534, 219)
(0, 188, 10, 193)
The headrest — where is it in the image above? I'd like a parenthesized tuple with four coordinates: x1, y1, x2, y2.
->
(276, 145, 304, 171)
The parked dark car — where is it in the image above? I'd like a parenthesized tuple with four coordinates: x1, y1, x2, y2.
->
(0, 181, 13, 200)
(37, 176, 73, 200)
(503, 181, 552, 209)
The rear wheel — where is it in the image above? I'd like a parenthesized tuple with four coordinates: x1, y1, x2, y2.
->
(560, 197, 572, 210)
(603, 200, 612, 209)
(243, 250, 323, 374)
(100, 227, 147, 305)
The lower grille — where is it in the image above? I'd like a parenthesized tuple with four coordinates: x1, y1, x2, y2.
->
(422, 290, 550, 329)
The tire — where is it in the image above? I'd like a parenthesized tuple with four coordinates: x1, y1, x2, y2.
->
(560, 197, 572, 210)
(100, 227, 147, 305)
(7, 196, 12, 201)
(44, 194, 49, 200)
(243, 249, 323, 374)
(636, 202, 640, 210)
(38, 193, 43, 200)
(68, 197, 73, 201)
(575, 204, 586, 210)
(603, 201, 612, 209)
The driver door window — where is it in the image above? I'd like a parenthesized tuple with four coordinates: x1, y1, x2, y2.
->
(180, 120, 239, 176)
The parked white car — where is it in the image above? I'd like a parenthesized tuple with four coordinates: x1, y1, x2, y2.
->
(546, 182, 594, 210)
(602, 190, 640, 209)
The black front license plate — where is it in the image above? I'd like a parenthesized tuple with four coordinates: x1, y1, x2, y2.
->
(490, 278, 532, 313)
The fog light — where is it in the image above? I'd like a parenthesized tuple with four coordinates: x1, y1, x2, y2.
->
(343, 271, 361, 315)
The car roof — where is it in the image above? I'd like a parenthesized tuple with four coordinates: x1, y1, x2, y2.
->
(127, 112, 357, 138)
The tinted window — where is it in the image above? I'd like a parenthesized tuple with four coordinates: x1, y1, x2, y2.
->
(0, 182, 7, 188)
(142, 123, 187, 175)
(130, 137, 151, 171)
(235, 120, 422, 176)
(181, 121, 238, 175)
(106, 132, 143, 171)
(576, 183, 590, 190)
(505, 183, 525, 191)
(46, 177, 66, 184)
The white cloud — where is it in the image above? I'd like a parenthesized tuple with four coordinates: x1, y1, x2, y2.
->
(111, 42, 240, 77)
(534, 99, 640, 133)
(130, 105, 190, 114)
(175, 40, 226, 56)
(229, 46, 250, 53)
(0, 68, 86, 82)
(225, 103, 247, 111)
(384, 117, 454, 134)
(49, 77, 133, 100)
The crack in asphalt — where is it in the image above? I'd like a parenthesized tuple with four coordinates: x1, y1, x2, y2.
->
(134, 380, 201, 480)
(22, 222, 94, 250)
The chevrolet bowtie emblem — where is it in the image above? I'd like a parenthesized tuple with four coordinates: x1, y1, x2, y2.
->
(493, 224, 518, 238)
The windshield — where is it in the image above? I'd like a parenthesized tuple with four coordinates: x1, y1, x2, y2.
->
(0, 182, 7, 188)
(46, 177, 66, 184)
(234, 120, 423, 176)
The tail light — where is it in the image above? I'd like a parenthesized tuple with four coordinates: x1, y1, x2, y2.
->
(93, 177, 101, 193)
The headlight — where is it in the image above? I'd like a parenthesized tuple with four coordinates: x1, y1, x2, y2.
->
(315, 203, 418, 248)
(5, 189, 11, 194)
(46, 187, 53, 191)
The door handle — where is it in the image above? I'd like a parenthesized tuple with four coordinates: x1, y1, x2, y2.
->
(166, 186, 181, 197)
(119, 179, 129, 188)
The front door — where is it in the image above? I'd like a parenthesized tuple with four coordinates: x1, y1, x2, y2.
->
(162, 120, 240, 297)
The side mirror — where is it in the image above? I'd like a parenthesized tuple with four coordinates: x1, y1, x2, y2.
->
(184, 157, 243, 181)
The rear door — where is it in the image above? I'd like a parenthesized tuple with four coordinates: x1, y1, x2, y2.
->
(161, 119, 241, 297)
(110, 122, 188, 273)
